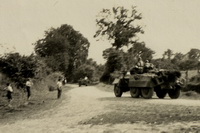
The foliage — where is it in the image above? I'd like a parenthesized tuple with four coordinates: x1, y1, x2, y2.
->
(179, 59, 198, 70)
(43, 53, 69, 72)
(94, 6, 143, 49)
(152, 59, 178, 70)
(34, 24, 90, 81)
(73, 58, 104, 82)
(100, 48, 124, 83)
(125, 42, 155, 69)
(187, 48, 200, 61)
(163, 49, 174, 60)
(95, 6, 155, 83)
(33, 56, 52, 80)
(0, 53, 38, 87)
(185, 74, 200, 93)
(74, 64, 95, 82)
(152, 48, 200, 71)
(0, 73, 11, 90)
(85, 58, 104, 81)
(105, 49, 124, 73)
(171, 52, 184, 65)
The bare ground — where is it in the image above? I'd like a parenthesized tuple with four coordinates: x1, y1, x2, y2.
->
(0, 84, 200, 133)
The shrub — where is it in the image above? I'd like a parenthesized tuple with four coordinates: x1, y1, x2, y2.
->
(185, 74, 200, 93)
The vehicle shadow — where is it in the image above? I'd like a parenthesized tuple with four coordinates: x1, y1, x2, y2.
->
(98, 96, 172, 102)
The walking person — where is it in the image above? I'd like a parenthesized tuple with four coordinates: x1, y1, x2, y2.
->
(4, 83, 13, 107)
(62, 77, 67, 85)
(25, 78, 33, 100)
(57, 78, 63, 99)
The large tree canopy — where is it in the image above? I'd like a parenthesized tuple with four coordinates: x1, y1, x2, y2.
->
(94, 6, 143, 49)
(34, 24, 90, 80)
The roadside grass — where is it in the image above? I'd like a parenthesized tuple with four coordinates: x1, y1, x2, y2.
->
(0, 82, 72, 124)
(181, 70, 198, 79)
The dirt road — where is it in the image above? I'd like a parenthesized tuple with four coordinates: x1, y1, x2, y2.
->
(0, 85, 199, 133)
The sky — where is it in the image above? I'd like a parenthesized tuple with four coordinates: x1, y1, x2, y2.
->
(0, 0, 200, 64)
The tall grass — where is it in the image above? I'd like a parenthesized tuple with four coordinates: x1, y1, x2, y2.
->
(0, 72, 64, 108)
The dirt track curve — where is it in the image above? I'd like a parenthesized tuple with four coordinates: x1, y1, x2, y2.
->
(0, 84, 199, 133)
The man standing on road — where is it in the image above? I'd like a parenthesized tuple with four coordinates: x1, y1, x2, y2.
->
(25, 78, 33, 100)
(57, 78, 63, 99)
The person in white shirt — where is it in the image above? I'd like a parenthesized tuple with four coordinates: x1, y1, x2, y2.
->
(4, 83, 13, 106)
(57, 78, 63, 99)
(25, 78, 33, 100)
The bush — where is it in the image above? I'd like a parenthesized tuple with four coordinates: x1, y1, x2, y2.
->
(0, 53, 38, 87)
(74, 64, 95, 82)
(42, 72, 64, 90)
(184, 74, 200, 93)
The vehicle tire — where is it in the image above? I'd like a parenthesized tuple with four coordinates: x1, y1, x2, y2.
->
(155, 87, 167, 99)
(114, 84, 123, 97)
(141, 87, 153, 99)
(168, 86, 181, 99)
(130, 88, 140, 98)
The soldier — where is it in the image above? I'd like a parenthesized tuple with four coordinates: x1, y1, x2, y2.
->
(136, 57, 144, 74)
(57, 78, 63, 99)
(144, 60, 155, 73)
(25, 78, 33, 100)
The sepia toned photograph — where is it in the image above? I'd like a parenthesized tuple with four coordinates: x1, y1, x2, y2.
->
(0, 0, 200, 132)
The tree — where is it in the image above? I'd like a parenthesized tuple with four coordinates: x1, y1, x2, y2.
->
(152, 59, 178, 70)
(100, 48, 124, 83)
(171, 52, 184, 65)
(34, 24, 90, 81)
(94, 6, 143, 49)
(163, 49, 174, 60)
(187, 48, 200, 61)
(179, 49, 200, 74)
(179, 60, 197, 71)
(94, 6, 147, 83)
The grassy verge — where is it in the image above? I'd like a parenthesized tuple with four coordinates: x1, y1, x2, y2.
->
(0, 84, 73, 124)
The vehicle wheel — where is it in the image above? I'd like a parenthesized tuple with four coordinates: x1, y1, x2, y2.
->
(114, 84, 123, 97)
(141, 87, 153, 99)
(168, 86, 181, 99)
(130, 88, 140, 98)
(155, 87, 167, 99)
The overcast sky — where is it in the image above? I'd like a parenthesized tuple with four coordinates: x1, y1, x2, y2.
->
(0, 0, 200, 64)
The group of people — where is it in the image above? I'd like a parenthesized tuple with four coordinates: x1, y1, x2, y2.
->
(130, 56, 154, 74)
(4, 77, 67, 107)
(4, 78, 33, 107)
